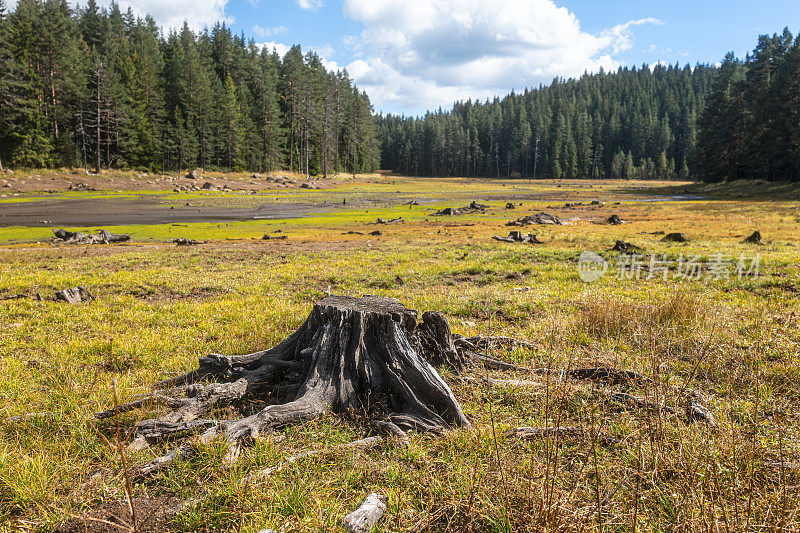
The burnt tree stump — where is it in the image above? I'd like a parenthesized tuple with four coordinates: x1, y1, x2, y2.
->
(97, 295, 469, 474)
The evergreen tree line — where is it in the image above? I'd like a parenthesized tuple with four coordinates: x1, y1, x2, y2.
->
(0, 0, 378, 175)
(377, 64, 717, 180)
(697, 28, 800, 182)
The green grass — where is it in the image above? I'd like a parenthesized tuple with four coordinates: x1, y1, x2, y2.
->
(1, 176, 799, 531)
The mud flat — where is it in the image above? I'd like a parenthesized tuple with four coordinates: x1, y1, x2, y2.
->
(0, 195, 329, 227)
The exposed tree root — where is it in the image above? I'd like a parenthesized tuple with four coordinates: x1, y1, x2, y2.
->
(95, 296, 469, 476)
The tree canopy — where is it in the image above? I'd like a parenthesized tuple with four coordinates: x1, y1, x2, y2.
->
(697, 28, 800, 182)
(376, 64, 716, 180)
(0, 0, 378, 175)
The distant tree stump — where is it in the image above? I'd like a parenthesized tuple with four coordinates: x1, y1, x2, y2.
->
(97, 295, 469, 474)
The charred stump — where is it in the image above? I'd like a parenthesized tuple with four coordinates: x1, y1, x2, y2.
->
(97, 295, 469, 474)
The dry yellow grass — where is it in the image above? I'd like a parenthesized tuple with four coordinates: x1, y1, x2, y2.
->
(0, 175, 798, 532)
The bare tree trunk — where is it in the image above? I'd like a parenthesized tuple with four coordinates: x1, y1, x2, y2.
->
(95, 68, 101, 175)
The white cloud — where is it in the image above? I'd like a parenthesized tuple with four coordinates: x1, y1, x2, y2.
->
(603, 17, 663, 54)
(253, 24, 289, 37)
(256, 40, 292, 57)
(118, 0, 234, 30)
(297, 0, 323, 10)
(342, 0, 661, 114)
(255, 40, 338, 71)
(5, 0, 233, 31)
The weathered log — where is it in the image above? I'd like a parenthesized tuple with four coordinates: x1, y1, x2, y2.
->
(96, 296, 469, 475)
(173, 238, 206, 246)
(98, 230, 131, 243)
(343, 493, 387, 533)
(53, 228, 130, 245)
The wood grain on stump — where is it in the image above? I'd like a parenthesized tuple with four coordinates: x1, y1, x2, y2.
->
(97, 295, 469, 475)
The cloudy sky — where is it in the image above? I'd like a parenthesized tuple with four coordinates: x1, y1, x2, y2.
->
(16, 0, 800, 115)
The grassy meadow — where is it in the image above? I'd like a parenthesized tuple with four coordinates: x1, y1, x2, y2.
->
(0, 173, 799, 532)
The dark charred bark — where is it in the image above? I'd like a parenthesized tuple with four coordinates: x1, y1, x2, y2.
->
(96, 296, 469, 475)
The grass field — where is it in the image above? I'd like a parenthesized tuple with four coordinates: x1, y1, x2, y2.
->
(1, 173, 799, 532)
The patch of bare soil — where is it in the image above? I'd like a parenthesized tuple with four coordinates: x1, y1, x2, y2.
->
(0, 195, 329, 227)
(56, 496, 180, 533)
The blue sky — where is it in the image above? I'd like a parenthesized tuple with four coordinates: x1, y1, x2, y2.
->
(42, 0, 800, 115)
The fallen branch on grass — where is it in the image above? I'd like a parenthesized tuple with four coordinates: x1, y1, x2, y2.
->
(461, 376, 543, 388)
(455, 334, 537, 351)
(509, 426, 620, 446)
(344, 493, 388, 533)
(2, 412, 53, 424)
